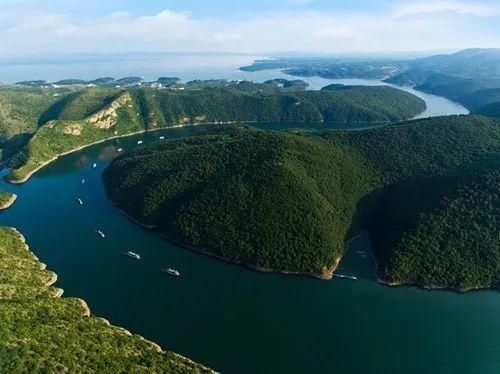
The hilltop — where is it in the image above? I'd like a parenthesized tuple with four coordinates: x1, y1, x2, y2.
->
(3, 80, 425, 183)
(103, 115, 500, 291)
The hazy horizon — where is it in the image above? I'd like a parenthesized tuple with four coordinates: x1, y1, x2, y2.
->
(2, 47, 495, 83)
(1, 0, 500, 58)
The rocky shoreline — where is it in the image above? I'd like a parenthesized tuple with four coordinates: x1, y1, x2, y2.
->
(117, 206, 348, 280)
(0, 193, 17, 209)
(377, 278, 494, 293)
(6, 120, 259, 184)
(4, 226, 216, 372)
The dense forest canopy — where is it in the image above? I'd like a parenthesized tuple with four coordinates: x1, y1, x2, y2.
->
(104, 115, 500, 290)
(241, 49, 500, 117)
(0, 227, 212, 372)
(3, 81, 425, 183)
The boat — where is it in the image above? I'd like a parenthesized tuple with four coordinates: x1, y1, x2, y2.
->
(123, 251, 141, 260)
(117, 148, 123, 152)
(137, 140, 143, 145)
(333, 273, 358, 281)
(76, 197, 83, 205)
(81, 178, 85, 184)
(161, 268, 180, 277)
(92, 163, 97, 168)
(95, 229, 105, 238)
(159, 136, 165, 140)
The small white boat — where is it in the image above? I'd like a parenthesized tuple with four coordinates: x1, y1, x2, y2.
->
(95, 229, 105, 238)
(333, 273, 358, 281)
(92, 163, 97, 168)
(123, 251, 141, 260)
(117, 148, 123, 152)
(161, 268, 180, 277)
(137, 140, 143, 145)
(159, 136, 165, 140)
(76, 198, 83, 205)
(81, 178, 86, 184)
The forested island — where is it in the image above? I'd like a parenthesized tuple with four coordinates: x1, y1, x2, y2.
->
(0, 81, 425, 183)
(103, 115, 499, 291)
(242, 49, 500, 117)
(0, 226, 213, 372)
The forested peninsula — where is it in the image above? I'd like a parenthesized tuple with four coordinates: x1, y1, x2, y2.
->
(0, 81, 425, 183)
(0, 227, 213, 372)
(103, 116, 499, 291)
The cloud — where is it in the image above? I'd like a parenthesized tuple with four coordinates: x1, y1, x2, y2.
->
(0, 1, 499, 57)
(392, 0, 500, 18)
(315, 26, 361, 40)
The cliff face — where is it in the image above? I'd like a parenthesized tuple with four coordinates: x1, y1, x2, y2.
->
(86, 92, 132, 129)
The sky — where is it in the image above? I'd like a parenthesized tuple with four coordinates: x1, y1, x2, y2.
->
(1, 0, 500, 58)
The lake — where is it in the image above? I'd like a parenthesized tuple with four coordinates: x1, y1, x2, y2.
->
(0, 121, 498, 374)
(1, 53, 468, 119)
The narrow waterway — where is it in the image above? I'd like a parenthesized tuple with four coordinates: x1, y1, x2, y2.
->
(227, 69, 470, 119)
(0, 124, 497, 374)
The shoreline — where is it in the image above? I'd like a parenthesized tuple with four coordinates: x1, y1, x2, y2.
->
(5, 114, 418, 185)
(159, 231, 342, 280)
(370, 240, 495, 293)
(6, 120, 257, 184)
(115, 203, 351, 280)
(117, 205, 494, 293)
(376, 277, 495, 293)
(0, 193, 17, 209)
(6, 226, 217, 371)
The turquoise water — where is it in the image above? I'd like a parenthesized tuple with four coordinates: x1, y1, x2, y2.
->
(0, 125, 498, 374)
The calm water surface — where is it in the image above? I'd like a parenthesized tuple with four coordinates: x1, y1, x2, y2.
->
(0, 124, 498, 374)
(1, 53, 469, 118)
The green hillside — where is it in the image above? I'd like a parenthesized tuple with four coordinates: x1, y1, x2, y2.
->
(103, 116, 500, 290)
(242, 49, 500, 115)
(132, 84, 424, 125)
(475, 101, 500, 117)
(39, 88, 122, 123)
(0, 227, 212, 372)
(103, 127, 374, 277)
(0, 86, 62, 161)
(8, 91, 142, 183)
(6, 82, 425, 183)
(371, 168, 499, 290)
(0, 191, 16, 209)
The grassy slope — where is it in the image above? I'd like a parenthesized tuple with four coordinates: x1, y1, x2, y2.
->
(0, 226, 212, 373)
(0, 87, 59, 140)
(103, 116, 500, 290)
(6, 84, 424, 183)
(0, 86, 61, 161)
(39, 88, 122, 122)
(8, 90, 143, 182)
